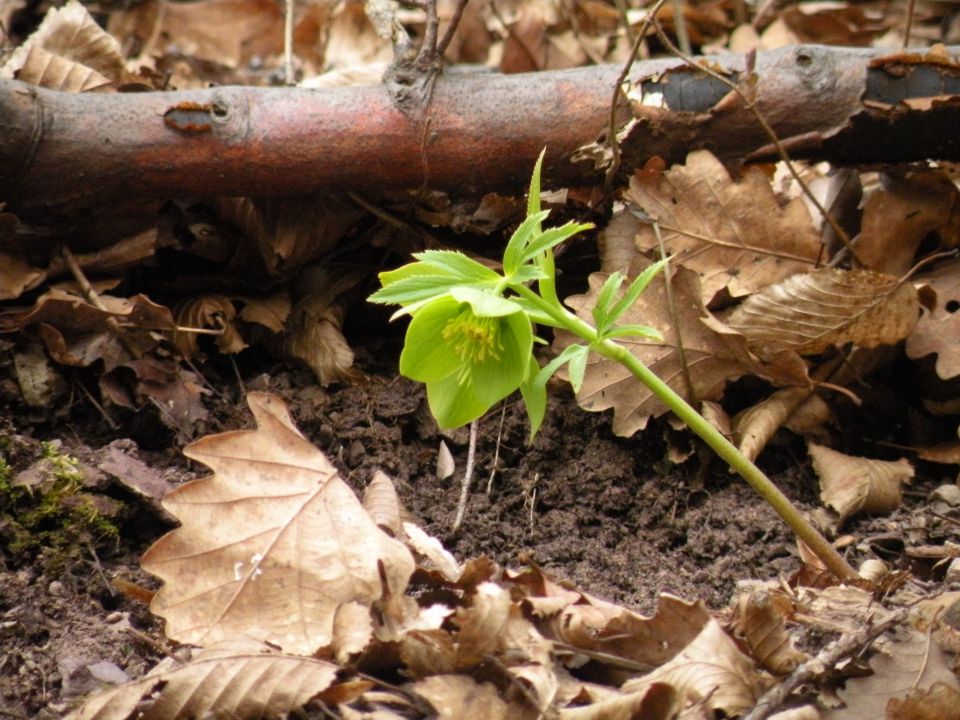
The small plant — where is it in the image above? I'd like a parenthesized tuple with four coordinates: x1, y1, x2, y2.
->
(369, 152, 857, 582)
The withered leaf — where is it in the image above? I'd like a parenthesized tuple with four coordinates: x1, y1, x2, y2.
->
(722, 268, 919, 356)
(623, 150, 822, 305)
(559, 257, 749, 436)
(141, 392, 415, 655)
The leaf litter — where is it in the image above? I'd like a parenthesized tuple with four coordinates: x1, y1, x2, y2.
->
(3, 0, 960, 716)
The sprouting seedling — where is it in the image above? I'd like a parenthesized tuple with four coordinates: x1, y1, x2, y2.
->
(369, 151, 858, 582)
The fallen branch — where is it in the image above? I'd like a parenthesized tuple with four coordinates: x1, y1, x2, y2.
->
(1, 44, 959, 214)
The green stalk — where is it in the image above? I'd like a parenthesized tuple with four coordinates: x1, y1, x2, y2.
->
(514, 284, 858, 583)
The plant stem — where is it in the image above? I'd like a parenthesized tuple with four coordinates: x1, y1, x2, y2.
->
(514, 284, 859, 582)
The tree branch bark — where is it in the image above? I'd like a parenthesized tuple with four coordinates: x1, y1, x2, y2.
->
(2, 43, 958, 215)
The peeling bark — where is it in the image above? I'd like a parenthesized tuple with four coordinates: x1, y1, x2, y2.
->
(1, 44, 959, 215)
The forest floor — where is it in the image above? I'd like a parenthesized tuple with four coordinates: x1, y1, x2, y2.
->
(2, 337, 955, 717)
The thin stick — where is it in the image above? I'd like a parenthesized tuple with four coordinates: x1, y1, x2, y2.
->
(743, 608, 909, 720)
(437, 0, 469, 57)
(903, 0, 916, 49)
(452, 419, 479, 531)
(652, 220, 695, 404)
(486, 402, 507, 494)
(61, 244, 143, 359)
(604, 0, 670, 197)
(284, 0, 295, 85)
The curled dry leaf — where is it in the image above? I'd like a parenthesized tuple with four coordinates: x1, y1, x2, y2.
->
(722, 268, 919, 357)
(0, 0, 140, 90)
(559, 258, 748, 436)
(623, 150, 822, 305)
(66, 646, 339, 720)
(141, 392, 415, 655)
(808, 442, 914, 524)
(621, 618, 762, 716)
(734, 589, 808, 675)
(172, 295, 247, 359)
(734, 387, 826, 462)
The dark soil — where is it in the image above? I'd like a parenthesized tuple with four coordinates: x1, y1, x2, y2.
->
(0, 345, 953, 717)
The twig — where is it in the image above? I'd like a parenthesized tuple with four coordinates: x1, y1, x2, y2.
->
(669, 0, 691, 56)
(437, 0, 469, 57)
(61, 244, 144, 359)
(903, 0, 916, 49)
(486, 402, 507, 494)
(604, 0, 670, 197)
(125, 627, 183, 662)
(652, 23, 863, 266)
(452, 419, 479, 531)
(75, 380, 118, 430)
(742, 607, 909, 720)
(87, 543, 116, 597)
(284, 0, 295, 85)
(652, 220, 695, 404)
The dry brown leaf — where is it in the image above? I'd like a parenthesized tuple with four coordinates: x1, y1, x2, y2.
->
(858, 172, 959, 276)
(826, 631, 960, 720)
(363, 470, 406, 536)
(559, 682, 682, 720)
(0, 251, 45, 301)
(734, 387, 824, 462)
(907, 258, 960, 379)
(66, 646, 339, 720)
(888, 683, 960, 720)
(284, 297, 360, 386)
(622, 617, 762, 716)
(559, 258, 749, 436)
(722, 268, 919, 356)
(734, 589, 808, 675)
(237, 291, 291, 333)
(141, 392, 415, 655)
(107, 0, 284, 71)
(217, 196, 364, 276)
(0, 0, 138, 89)
(412, 675, 535, 720)
(172, 295, 247, 359)
(528, 585, 712, 675)
(402, 522, 462, 582)
(623, 150, 822, 305)
(809, 442, 915, 524)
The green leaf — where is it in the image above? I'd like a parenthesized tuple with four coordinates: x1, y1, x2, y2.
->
(413, 250, 502, 284)
(568, 345, 588, 393)
(503, 210, 551, 276)
(449, 286, 522, 317)
(603, 324, 664, 341)
(606, 258, 668, 326)
(519, 355, 546, 441)
(369, 274, 465, 308)
(398, 297, 464, 382)
(518, 222, 593, 266)
(528, 148, 546, 219)
(534, 344, 588, 388)
(592, 272, 625, 330)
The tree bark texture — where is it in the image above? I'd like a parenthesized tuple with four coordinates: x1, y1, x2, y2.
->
(2, 43, 959, 215)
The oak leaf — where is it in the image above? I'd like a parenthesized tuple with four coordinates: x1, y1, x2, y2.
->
(141, 392, 415, 655)
(559, 258, 749, 436)
(623, 150, 822, 305)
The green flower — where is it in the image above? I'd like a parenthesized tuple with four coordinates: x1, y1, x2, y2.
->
(399, 290, 533, 429)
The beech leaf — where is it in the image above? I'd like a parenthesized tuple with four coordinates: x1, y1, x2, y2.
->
(723, 268, 919, 356)
(66, 646, 339, 720)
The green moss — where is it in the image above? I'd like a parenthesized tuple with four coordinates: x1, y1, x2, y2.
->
(0, 445, 121, 574)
